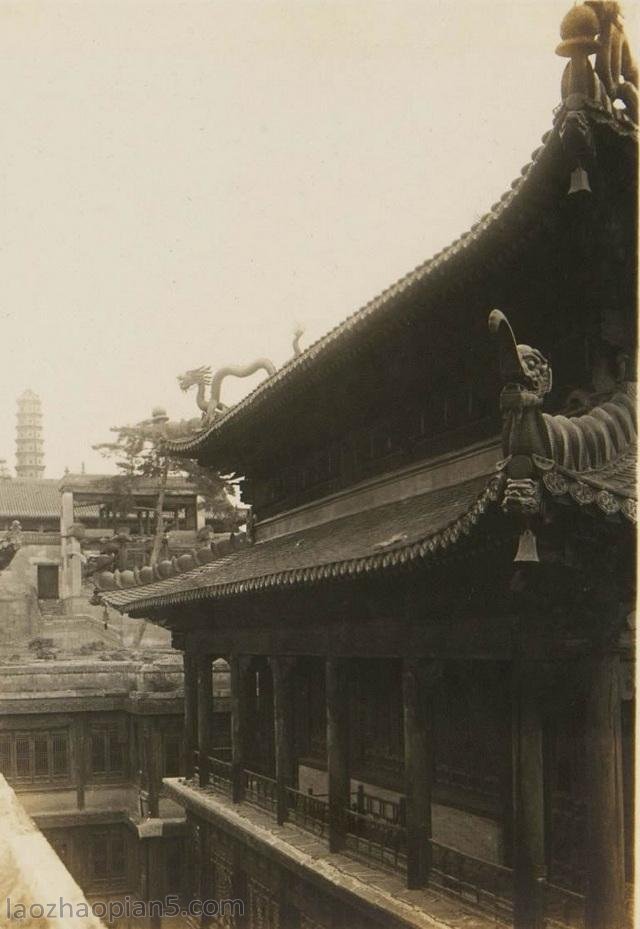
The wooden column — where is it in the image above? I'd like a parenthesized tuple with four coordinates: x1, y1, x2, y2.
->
(584, 652, 625, 929)
(272, 656, 296, 824)
(231, 655, 249, 803)
(402, 658, 436, 889)
(326, 658, 350, 853)
(74, 717, 87, 811)
(146, 837, 164, 929)
(197, 654, 213, 788)
(142, 719, 161, 818)
(512, 660, 546, 929)
(184, 649, 199, 780)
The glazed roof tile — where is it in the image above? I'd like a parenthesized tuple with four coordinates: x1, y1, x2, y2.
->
(101, 473, 499, 614)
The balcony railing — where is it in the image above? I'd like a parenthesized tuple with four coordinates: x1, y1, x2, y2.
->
(183, 768, 590, 929)
(543, 880, 585, 929)
(345, 807, 407, 872)
(242, 769, 277, 814)
(206, 755, 232, 795)
(351, 784, 405, 825)
(285, 787, 329, 838)
(430, 840, 513, 921)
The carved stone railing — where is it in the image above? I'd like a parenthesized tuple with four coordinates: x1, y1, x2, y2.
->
(430, 840, 513, 921)
(285, 787, 329, 838)
(345, 807, 408, 872)
(242, 769, 277, 814)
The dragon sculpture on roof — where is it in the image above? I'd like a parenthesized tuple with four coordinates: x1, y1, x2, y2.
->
(178, 358, 276, 426)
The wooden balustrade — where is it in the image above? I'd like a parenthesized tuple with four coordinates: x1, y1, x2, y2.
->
(352, 785, 405, 825)
(430, 840, 513, 921)
(206, 755, 233, 794)
(285, 787, 329, 837)
(543, 881, 585, 929)
(242, 769, 277, 814)
(344, 807, 407, 872)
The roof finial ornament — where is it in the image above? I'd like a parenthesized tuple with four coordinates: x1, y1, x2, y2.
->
(292, 324, 305, 358)
(556, 2, 638, 120)
(556, 3, 638, 194)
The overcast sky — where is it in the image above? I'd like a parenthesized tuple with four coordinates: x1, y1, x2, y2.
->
(0, 1, 618, 477)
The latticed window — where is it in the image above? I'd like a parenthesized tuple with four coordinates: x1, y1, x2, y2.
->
(88, 830, 128, 886)
(90, 729, 126, 778)
(0, 730, 70, 783)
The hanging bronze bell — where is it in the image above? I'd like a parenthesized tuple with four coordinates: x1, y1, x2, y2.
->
(514, 528, 540, 563)
(568, 165, 591, 195)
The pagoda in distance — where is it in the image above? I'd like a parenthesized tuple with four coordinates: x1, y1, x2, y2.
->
(15, 389, 45, 479)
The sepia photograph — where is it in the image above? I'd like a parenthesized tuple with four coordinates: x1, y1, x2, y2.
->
(0, 2, 636, 928)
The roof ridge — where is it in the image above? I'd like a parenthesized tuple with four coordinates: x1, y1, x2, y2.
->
(163, 122, 565, 455)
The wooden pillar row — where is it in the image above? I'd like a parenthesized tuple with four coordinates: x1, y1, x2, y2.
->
(402, 658, 438, 889)
(326, 658, 350, 853)
(197, 654, 214, 788)
(231, 655, 250, 803)
(184, 649, 199, 780)
(584, 651, 625, 929)
(512, 660, 546, 929)
(272, 656, 297, 824)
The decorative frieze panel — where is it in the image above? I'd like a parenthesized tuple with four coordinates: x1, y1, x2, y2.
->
(247, 878, 279, 929)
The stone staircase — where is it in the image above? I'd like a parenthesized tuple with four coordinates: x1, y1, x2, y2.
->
(37, 599, 65, 617)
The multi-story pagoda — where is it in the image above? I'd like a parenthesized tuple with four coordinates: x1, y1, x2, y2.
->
(15, 389, 45, 479)
(99, 5, 637, 929)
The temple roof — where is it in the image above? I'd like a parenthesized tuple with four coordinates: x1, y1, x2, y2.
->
(59, 473, 197, 498)
(162, 112, 636, 468)
(0, 479, 62, 519)
(100, 473, 499, 614)
(542, 441, 636, 519)
(98, 415, 637, 616)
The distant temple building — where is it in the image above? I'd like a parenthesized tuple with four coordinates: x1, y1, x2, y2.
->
(15, 389, 45, 478)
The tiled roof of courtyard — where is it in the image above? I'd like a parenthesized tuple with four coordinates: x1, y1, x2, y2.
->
(100, 472, 500, 614)
(59, 473, 197, 496)
(0, 479, 62, 519)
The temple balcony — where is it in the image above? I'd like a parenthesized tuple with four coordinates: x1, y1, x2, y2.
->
(166, 764, 591, 929)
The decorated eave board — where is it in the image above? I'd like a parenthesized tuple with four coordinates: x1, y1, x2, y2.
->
(96, 1, 637, 618)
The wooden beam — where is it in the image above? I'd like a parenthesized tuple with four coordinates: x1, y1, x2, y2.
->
(584, 652, 625, 929)
(326, 658, 350, 853)
(402, 658, 437, 889)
